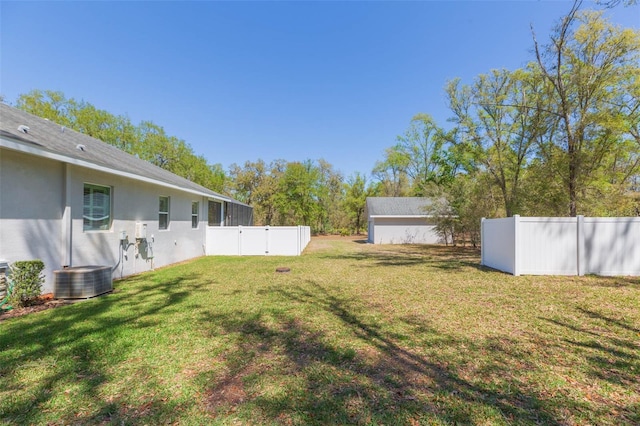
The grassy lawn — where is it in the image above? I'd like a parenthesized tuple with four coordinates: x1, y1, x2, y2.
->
(1, 237, 639, 425)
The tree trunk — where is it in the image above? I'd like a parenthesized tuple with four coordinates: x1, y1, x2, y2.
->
(568, 137, 578, 217)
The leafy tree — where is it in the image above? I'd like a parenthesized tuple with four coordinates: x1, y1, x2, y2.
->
(518, 155, 569, 215)
(373, 115, 454, 197)
(230, 158, 355, 233)
(372, 147, 411, 197)
(315, 159, 345, 234)
(343, 172, 371, 234)
(373, 0, 640, 232)
(228, 159, 284, 225)
(426, 173, 501, 246)
(446, 67, 547, 216)
(15, 90, 75, 126)
(276, 161, 322, 228)
(532, 3, 640, 215)
(395, 114, 454, 194)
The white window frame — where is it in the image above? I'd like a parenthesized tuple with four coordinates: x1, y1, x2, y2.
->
(83, 183, 112, 232)
(191, 201, 199, 229)
(159, 196, 170, 230)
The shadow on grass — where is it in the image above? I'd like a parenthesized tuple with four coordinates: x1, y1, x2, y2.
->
(0, 272, 207, 425)
(580, 275, 640, 289)
(322, 244, 487, 272)
(199, 281, 583, 425)
(540, 307, 640, 425)
(4, 250, 636, 424)
(576, 307, 640, 333)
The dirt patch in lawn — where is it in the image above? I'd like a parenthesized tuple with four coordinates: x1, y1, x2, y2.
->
(0, 293, 71, 322)
(205, 372, 248, 410)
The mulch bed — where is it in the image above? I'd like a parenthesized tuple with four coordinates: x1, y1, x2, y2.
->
(0, 293, 71, 322)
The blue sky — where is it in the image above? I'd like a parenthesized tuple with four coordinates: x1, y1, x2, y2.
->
(2, 1, 638, 179)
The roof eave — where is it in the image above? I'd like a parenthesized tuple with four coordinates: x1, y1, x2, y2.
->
(1, 135, 231, 201)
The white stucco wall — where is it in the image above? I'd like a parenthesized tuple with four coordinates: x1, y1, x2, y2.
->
(369, 217, 440, 244)
(67, 165, 209, 282)
(0, 148, 216, 293)
(1, 149, 65, 292)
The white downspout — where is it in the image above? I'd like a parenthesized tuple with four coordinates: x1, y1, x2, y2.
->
(61, 164, 73, 267)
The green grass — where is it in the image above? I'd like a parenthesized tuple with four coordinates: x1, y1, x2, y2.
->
(1, 238, 639, 425)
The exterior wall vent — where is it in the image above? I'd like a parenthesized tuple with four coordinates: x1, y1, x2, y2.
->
(54, 265, 112, 299)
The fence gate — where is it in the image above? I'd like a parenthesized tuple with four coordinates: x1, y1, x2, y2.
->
(206, 226, 311, 256)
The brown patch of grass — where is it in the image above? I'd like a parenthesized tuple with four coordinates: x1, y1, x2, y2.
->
(205, 372, 248, 411)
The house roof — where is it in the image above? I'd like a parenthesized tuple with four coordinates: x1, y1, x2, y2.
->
(0, 103, 246, 205)
(366, 197, 436, 217)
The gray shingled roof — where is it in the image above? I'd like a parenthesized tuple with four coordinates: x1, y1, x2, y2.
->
(0, 103, 243, 204)
(366, 197, 435, 216)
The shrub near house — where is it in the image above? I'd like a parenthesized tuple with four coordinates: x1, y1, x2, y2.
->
(7, 260, 45, 308)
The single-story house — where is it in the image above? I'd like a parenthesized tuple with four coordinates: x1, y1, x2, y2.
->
(365, 197, 441, 244)
(0, 103, 252, 294)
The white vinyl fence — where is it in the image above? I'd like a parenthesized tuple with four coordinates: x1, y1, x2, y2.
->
(206, 226, 311, 256)
(481, 215, 640, 276)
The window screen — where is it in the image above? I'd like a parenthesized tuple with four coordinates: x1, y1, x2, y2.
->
(83, 184, 111, 231)
(192, 202, 199, 228)
(208, 201, 222, 226)
(159, 196, 170, 230)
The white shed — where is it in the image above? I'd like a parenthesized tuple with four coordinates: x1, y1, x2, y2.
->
(365, 197, 440, 244)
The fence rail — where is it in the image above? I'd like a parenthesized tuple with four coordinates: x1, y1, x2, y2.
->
(206, 226, 311, 256)
(481, 215, 640, 276)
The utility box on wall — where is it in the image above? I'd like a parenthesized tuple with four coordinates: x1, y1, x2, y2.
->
(135, 222, 147, 240)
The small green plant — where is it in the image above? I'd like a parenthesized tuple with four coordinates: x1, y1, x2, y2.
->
(339, 228, 351, 236)
(8, 260, 45, 308)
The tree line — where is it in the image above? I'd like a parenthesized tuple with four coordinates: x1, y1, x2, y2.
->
(373, 2, 639, 243)
(10, 1, 640, 240)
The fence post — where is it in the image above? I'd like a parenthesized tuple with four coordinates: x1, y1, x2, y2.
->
(238, 225, 243, 255)
(480, 218, 485, 266)
(576, 215, 584, 276)
(513, 215, 520, 276)
(265, 225, 270, 255)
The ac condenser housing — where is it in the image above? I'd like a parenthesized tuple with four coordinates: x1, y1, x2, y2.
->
(54, 265, 112, 299)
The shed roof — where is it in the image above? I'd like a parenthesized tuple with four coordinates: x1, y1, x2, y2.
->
(366, 197, 436, 217)
(0, 103, 245, 204)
